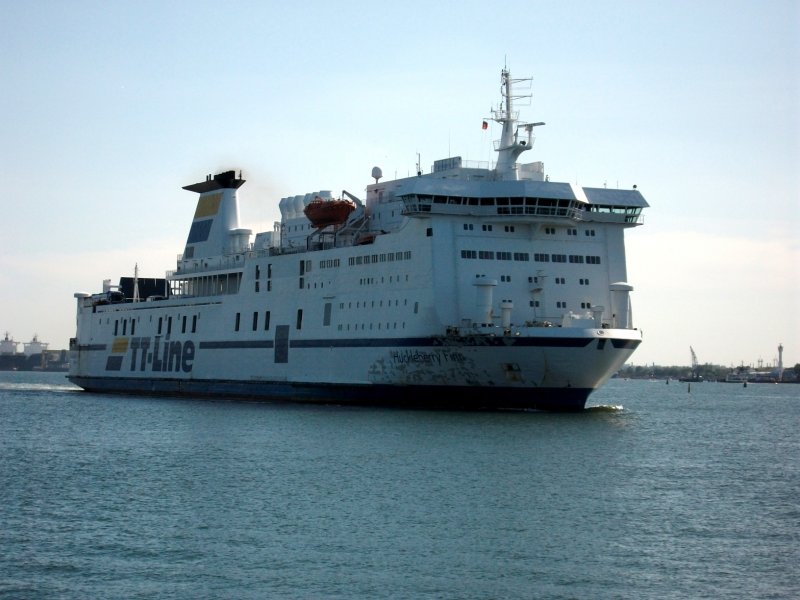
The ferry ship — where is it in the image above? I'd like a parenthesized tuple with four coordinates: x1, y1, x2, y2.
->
(68, 69, 648, 411)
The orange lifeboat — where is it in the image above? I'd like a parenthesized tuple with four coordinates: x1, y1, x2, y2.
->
(303, 197, 356, 229)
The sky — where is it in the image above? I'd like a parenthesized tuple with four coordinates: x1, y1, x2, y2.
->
(1, 0, 798, 369)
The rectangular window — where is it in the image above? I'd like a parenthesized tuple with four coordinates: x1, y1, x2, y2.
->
(264, 311, 271, 331)
(182, 316, 187, 334)
(323, 302, 332, 326)
(274, 325, 289, 363)
(296, 309, 303, 330)
(252, 311, 259, 331)
(569, 255, 585, 264)
(235, 312, 240, 332)
(192, 315, 197, 333)
(552, 254, 566, 263)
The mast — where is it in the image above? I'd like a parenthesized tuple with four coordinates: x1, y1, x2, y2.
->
(492, 69, 545, 180)
(133, 263, 140, 302)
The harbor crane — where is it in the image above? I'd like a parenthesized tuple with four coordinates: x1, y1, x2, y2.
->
(679, 346, 703, 382)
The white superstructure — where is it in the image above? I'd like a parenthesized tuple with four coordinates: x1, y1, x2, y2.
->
(69, 68, 648, 411)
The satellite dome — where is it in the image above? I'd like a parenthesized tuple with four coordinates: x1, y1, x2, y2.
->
(371, 166, 383, 183)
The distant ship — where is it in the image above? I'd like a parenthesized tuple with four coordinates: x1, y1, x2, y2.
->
(68, 68, 648, 411)
(0, 332, 68, 371)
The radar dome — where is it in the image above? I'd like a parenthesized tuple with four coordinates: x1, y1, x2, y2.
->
(371, 166, 383, 183)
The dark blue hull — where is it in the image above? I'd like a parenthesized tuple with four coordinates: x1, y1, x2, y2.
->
(68, 376, 592, 412)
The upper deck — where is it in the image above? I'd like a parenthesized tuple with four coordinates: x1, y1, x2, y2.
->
(367, 170, 647, 225)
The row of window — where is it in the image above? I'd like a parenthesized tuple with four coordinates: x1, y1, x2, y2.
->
(529, 276, 591, 285)
(534, 253, 602, 264)
(531, 300, 594, 309)
(349, 251, 412, 266)
(172, 273, 243, 297)
(461, 250, 531, 261)
(461, 250, 602, 264)
(319, 258, 341, 269)
(338, 322, 406, 331)
(112, 313, 199, 337)
(465, 223, 596, 236)
(235, 311, 273, 332)
(490, 275, 593, 285)
(359, 275, 409, 285)
(339, 299, 412, 310)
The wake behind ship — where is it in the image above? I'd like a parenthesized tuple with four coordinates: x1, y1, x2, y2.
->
(69, 68, 648, 411)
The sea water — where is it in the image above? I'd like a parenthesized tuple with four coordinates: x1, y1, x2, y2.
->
(1, 371, 798, 599)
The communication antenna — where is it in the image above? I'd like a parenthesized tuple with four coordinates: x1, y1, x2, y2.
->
(133, 263, 140, 302)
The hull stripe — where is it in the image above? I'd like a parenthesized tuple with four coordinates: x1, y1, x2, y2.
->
(78, 336, 635, 352)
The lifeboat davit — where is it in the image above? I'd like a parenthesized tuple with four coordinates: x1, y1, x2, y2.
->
(303, 197, 355, 229)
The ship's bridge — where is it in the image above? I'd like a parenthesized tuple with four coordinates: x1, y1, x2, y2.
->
(385, 178, 647, 224)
